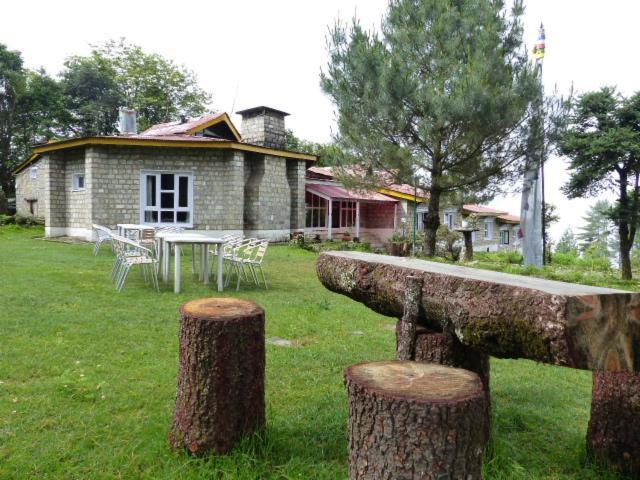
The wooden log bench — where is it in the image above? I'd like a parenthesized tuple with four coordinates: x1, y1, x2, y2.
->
(345, 361, 489, 480)
(317, 251, 640, 474)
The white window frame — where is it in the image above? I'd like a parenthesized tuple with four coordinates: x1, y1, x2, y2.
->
(140, 171, 194, 227)
(444, 212, 454, 230)
(484, 219, 494, 240)
(72, 173, 85, 191)
(30, 166, 38, 179)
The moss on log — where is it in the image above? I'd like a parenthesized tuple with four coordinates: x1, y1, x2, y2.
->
(317, 251, 640, 371)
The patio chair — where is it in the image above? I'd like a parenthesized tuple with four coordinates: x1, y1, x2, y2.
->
(224, 239, 268, 290)
(111, 234, 159, 292)
(92, 224, 113, 256)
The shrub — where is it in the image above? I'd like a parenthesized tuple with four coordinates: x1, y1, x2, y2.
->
(0, 214, 16, 225)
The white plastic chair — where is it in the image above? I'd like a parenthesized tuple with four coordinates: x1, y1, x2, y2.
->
(92, 224, 113, 256)
(111, 234, 159, 292)
(224, 239, 268, 290)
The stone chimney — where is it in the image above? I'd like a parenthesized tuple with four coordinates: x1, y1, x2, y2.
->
(118, 107, 137, 135)
(236, 106, 289, 149)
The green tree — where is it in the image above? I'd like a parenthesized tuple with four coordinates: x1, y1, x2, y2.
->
(284, 129, 345, 166)
(576, 200, 616, 261)
(321, 0, 540, 255)
(13, 69, 66, 159)
(0, 44, 26, 200)
(555, 227, 579, 255)
(560, 88, 640, 279)
(60, 39, 212, 135)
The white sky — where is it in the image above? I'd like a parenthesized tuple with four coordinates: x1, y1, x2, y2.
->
(4, 0, 640, 241)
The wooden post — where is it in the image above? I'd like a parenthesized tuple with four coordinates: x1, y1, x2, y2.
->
(168, 298, 265, 455)
(345, 361, 489, 480)
(396, 275, 423, 361)
(587, 370, 640, 475)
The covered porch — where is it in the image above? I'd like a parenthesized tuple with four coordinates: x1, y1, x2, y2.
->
(305, 184, 399, 246)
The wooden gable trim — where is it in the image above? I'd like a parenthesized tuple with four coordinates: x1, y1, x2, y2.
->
(186, 112, 241, 141)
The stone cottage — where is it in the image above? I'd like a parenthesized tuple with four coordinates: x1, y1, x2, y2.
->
(13, 107, 316, 241)
(425, 204, 521, 252)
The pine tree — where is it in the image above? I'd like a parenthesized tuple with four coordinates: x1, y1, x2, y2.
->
(555, 227, 579, 255)
(321, 0, 540, 256)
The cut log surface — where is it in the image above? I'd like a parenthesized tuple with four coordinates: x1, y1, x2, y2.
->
(346, 361, 488, 480)
(317, 251, 640, 371)
(168, 298, 265, 456)
(587, 370, 640, 475)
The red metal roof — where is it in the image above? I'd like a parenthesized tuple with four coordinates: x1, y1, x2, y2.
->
(462, 204, 509, 216)
(126, 134, 227, 142)
(306, 166, 428, 199)
(140, 113, 225, 136)
(307, 184, 398, 203)
(497, 214, 521, 224)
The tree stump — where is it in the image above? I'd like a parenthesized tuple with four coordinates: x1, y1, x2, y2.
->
(396, 324, 490, 391)
(168, 297, 265, 456)
(587, 370, 640, 475)
(345, 360, 489, 480)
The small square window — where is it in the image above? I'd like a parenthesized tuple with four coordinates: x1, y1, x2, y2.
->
(72, 173, 85, 191)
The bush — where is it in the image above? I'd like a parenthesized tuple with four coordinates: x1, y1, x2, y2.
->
(1, 215, 44, 227)
(0, 214, 16, 225)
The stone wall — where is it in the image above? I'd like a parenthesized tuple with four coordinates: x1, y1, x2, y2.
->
(19, 143, 306, 240)
(240, 111, 286, 149)
(89, 146, 245, 232)
(286, 159, 306, 230)
(244, 154, 291, 239)
(15, 160, 47, 219)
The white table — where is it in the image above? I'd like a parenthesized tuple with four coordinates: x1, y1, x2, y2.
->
(157, 232, 225, 293)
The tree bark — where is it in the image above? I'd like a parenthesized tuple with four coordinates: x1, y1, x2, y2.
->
(317, 251, 640, 372)
(168, 297, 265, 456)
(422, 188, 441, 257)
(462, 230, 474, 261)
(396, 276, 423, 361)
(345, 360, 489, 480)
(587, 370, 640, 475)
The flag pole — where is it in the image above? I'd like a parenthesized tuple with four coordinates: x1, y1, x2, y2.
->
(537, 23, 547, 265)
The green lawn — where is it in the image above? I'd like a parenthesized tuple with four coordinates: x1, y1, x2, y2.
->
(0, 226, 627, 479)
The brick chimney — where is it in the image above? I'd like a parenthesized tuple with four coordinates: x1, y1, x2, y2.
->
(236, 106, 289, 149)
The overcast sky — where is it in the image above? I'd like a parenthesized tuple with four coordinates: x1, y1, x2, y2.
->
(4, 0, 640, 241)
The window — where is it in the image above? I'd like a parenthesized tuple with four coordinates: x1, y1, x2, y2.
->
(140, 172, 193, 226)
(471, 230, 477, 242)
(500, 229, 510, 245)
(30, 166, 38, 179)
(484, 219, 493, 240)
(444, 212, 454, 229)
(332, 200, 356, 228)
(305, 191, 327, 228)
(72, 173, 85, 191)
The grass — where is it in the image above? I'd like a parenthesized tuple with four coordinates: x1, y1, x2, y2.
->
(0, 225, 630, 479)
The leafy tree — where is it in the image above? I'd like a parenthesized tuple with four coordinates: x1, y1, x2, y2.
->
(560, 88, 640, 279)
(93, 40, 211, 131)
(60, 39, 212, 135)
(60, 54, 121, 136)
(321, 0, 540, 256)
(555, 227, 579, 255)
(0, 44, 26, 200)
(13, 69, 66, 159)
(285, 129, 345, 165)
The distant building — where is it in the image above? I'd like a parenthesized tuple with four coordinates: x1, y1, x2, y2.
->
(419, 204, 521, 252)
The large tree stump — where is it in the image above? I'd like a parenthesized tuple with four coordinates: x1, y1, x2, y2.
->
(345, 360, 489, 480)
(587, 370, 640, 475)
(168, 297, 265, 456)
